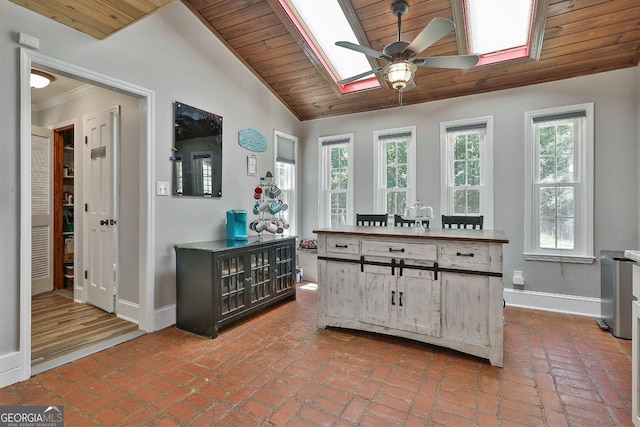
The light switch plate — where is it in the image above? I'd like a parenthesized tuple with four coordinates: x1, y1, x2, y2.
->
(156, 181, 170, 196)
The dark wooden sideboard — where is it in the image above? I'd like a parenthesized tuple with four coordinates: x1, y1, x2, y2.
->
(174, 236, 296, 338)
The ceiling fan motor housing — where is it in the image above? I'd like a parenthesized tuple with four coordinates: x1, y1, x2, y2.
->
(391, 1, 409, 17)
(383, 41, 411, 61)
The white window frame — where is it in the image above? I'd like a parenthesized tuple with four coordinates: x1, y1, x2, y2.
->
(274, 130, 298, 236)
(524, 103, 594, 263)
(373, 126, 416, 218)
(440, 116, 494, 229)
(318, 133, 354, 228)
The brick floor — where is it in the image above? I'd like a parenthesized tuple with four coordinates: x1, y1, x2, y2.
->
(0, 283, 632, 426)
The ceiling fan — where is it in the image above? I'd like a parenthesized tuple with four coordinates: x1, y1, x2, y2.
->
(335, 0, 479, 95)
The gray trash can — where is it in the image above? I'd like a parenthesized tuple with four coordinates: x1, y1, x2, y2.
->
(599, 250, 635, 339)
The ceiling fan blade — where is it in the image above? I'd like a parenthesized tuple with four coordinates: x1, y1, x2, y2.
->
(405, 17, 455, 58)
(335, 41, 391, 61)
(413, 54, 480, 70)
(337, 66, 385, 85)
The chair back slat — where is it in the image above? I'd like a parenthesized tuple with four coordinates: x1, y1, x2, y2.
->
(356, 214, 388, 226)
(441, 215, 483, 230)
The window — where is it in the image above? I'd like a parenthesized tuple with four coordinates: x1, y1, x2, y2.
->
(278, 0, 380, 93)
(451, 0, 548, 66)
(524, 103, 594, 263)
(274, 131, 297, 236)
(440, 117, 494, 228)
(373, 127, 416, 218)
(319, 134, 354, 227)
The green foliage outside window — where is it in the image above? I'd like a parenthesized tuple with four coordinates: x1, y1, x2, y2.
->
(452, 132, 481, 214)
(329, 146, 349, 226)
(537, 123, 575, 249)
(384, 140, 408, 215)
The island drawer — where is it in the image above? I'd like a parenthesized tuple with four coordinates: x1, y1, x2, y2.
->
(439, 242, 490, 269)
(361, 240, 437, 261)
(326, 237, 360, 255)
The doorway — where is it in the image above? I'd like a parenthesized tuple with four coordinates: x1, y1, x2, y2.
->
(19, 49, 156, 382)
(31, 104, 139, 371)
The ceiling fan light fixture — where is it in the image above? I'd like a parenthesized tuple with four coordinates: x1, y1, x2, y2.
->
(30, 69, 55, 89)
(384, 62, 416, 90)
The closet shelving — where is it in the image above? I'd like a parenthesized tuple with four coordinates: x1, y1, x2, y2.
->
(55, 125, 75, 289)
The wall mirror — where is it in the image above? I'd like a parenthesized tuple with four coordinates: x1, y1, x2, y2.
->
(173, 101, 222, 197)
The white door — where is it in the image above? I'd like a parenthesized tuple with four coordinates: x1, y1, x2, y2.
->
(84, 107, 119, 313)
(31, 126, 54, 295)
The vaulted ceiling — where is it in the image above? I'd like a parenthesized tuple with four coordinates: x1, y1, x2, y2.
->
(12, 0, 640, 121)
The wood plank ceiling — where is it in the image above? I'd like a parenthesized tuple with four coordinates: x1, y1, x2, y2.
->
(9, 0, 176, 39)
(12, 0, 640, 121)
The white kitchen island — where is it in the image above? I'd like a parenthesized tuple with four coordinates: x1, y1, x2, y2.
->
(624, 249, 640, 427)
(314, 226, 509, 367)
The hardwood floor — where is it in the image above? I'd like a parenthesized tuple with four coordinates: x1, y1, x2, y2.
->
(31, 291, 139, 366)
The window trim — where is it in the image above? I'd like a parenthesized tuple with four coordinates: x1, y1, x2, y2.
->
(318, 133, 354, 227)
(372, 126, 416, 217)
(440, 116, 494, 229)
(523, 103, 594, 264)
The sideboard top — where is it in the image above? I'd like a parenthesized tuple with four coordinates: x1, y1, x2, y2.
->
(312, 226, 509, 244)
(174, 236, 296, 252)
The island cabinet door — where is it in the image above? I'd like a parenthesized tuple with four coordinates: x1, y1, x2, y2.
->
(321, 260, 360, 322)
(441, 273, 491, 346)
(396, 269, 441, 337)
(360, 264, 395, 328)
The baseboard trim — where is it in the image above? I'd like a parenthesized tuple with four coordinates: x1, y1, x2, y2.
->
(504, 288, 601, 318)
(0, 352, 23, 388)
(116, 298, 140, 325)
(154, 304, 176, 331)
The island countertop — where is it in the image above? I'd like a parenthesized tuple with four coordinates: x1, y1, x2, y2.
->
(313, 225, 509, 244)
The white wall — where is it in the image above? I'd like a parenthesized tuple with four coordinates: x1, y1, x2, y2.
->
(300, 68, 639, 300)
(0, 1, 300, 367)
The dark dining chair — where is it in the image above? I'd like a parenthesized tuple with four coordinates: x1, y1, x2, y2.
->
(356, 214, 388, 226)
(441, 215, 484, 230)
(394, 214, 430, 228)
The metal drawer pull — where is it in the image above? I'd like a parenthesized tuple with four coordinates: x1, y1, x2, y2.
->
(399, 291, 403, 307)
(335, 244, 348, 248)
(391, 290, 396, 305)
(389, 248, 405, 253)
(456, 252, 475, 257)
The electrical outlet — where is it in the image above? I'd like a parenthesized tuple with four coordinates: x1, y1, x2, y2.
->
(513, 270, 524, 286)
(156, 181, 170, 196)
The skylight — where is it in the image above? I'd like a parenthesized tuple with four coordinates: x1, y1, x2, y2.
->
(456, 0, 544, 66)
(279, 0, 380, 93)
